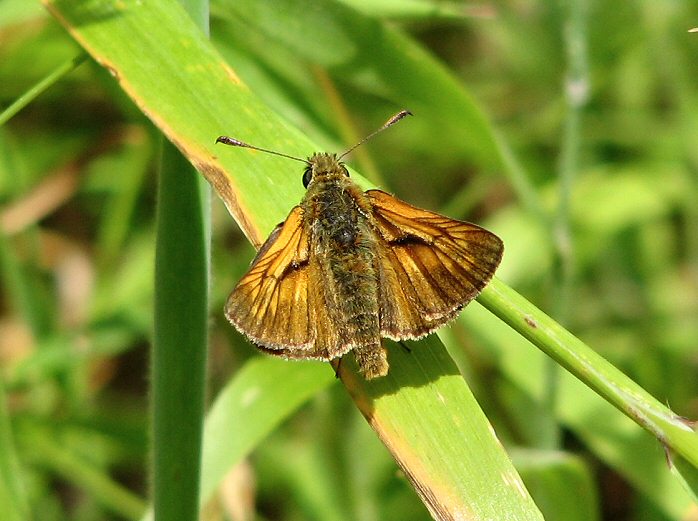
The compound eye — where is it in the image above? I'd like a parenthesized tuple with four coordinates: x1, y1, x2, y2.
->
(302, 167, 312, 188)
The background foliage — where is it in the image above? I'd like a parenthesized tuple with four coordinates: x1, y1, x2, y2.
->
(1, 0, 697, 520)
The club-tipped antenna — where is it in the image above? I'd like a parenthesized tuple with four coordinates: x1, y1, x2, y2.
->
(215, 136, 308, 164)
(338, 110, 412, 161)
(216, 110, 412, 163)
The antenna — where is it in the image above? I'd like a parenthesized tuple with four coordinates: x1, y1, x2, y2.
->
(216, 109, 412, 163)
(338, 110, 412, 161)
(215, 136, 308, 164)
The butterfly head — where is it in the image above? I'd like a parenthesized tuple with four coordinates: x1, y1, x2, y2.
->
(302, 153, 349, 188)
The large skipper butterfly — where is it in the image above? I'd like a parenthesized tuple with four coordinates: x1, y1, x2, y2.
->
(216, 111, 503, 379)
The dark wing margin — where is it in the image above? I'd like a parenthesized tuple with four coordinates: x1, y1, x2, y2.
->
(366, 189, 503, 340)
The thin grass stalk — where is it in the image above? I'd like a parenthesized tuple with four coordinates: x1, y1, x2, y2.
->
(477, 277, 698, 468)
(541, 0, 590, 449)
(0, 53, 88, 126)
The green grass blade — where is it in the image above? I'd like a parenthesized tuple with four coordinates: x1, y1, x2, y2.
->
(336, 337, 544, 519)
(152, 146, 209, 521)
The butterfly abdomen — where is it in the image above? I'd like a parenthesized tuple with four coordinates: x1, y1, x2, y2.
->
(327, 248, 387, 378)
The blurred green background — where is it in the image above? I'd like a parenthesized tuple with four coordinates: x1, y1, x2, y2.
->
(1, 1, 697, 520)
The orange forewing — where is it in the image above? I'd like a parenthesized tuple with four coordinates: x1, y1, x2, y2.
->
(225, 206, 314, 351)
(366, 189, 504, 340)
(225, 206, 352, 362)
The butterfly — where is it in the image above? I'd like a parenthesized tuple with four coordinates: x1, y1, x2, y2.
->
(216, 111, 503, 379)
